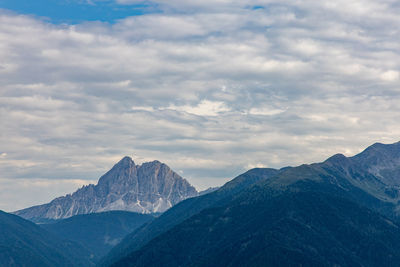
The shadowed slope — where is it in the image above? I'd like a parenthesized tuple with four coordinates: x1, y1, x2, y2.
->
(100, 168, 280, 266)
(0, 210, 94, 267)
(114, 184, 400, 267)
(41, 211, 154, 262)
(107, 141, 400, 267)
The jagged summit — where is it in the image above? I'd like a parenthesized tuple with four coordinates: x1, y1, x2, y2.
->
(14, 157, 198, 222)
(117, 156, 135, 165)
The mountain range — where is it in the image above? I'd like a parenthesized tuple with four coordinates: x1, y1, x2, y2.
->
(14, 157, 197, 222)
(4, 141, 400, 266)
(103, 142, 400, 266)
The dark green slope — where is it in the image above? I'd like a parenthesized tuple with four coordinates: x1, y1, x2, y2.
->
(0, 210, 94, 267)
(113, 181, 400, 267)
(107, 141, 400, 267)
(101, 168, 280, 266)
(257, 161, 396, 220)
(42, 211, 154, 262)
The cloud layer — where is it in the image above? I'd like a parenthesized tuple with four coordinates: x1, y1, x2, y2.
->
(1, 0, 400, 211)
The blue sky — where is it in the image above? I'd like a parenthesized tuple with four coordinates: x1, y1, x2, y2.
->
(0, 0, 158, 23)
(1, 0, 400, 211)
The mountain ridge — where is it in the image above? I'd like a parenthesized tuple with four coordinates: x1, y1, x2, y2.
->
(105, 141, 400, 266)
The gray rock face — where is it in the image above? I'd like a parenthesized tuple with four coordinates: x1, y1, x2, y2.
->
(14, 157, 198, 221)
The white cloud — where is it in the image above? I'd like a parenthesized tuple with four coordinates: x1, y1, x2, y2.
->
(381, 70, 399, 82)
(247, 107, 286, 116)
(1, 0, 400, 209)
(166, 100, 230, 116)
(246, 163, 268, 169)
(131, 106, 155, 112)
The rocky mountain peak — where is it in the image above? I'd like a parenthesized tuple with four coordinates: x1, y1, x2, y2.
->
(97, 156, 136, 188)
(117, 156, 135, 166)
(14, 157, 198, 222)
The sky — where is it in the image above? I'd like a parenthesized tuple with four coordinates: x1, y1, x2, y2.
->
(1, 0, 400, 211)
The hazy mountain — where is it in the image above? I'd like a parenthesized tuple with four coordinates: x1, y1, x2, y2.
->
(41, 211, 154, 262)
(14, 157, 197, 222)
(0, 210, 94, 267)
(106, 141, 400, 266)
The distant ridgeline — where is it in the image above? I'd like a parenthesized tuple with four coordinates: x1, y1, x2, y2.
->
(14, 157, 198, 222)
(5, 141, 400, 267)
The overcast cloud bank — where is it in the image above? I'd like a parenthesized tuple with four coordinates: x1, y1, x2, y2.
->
(1, 0, 400, 211)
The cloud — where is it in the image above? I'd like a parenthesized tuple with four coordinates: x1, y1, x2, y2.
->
(166, 100, 230, 116)
(131, 106, 155, 112)
(1, 0, 400, 209)
(381, 70, 400, 82)
(247, 107, 286, 116)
